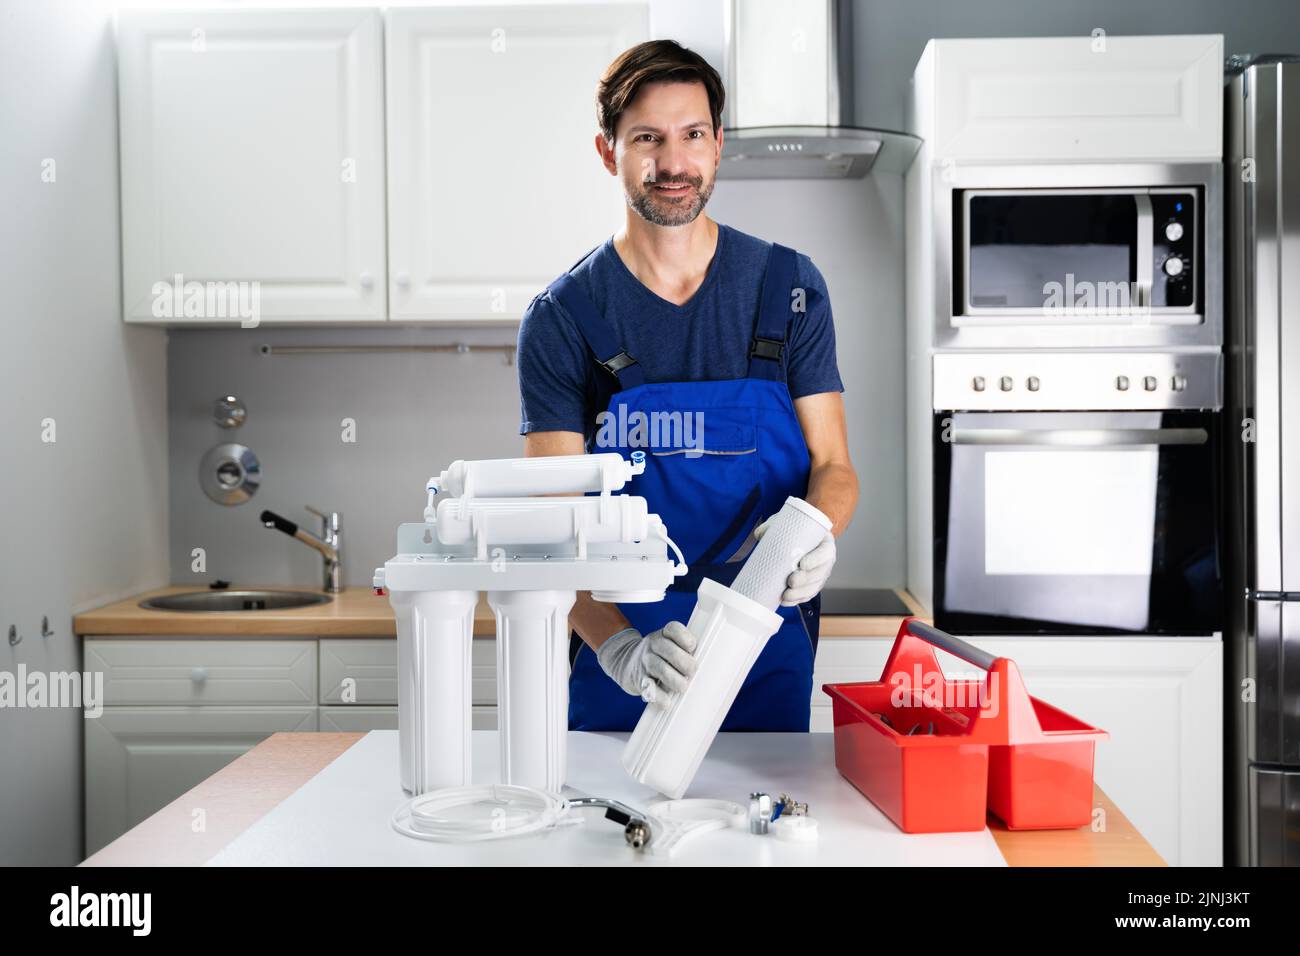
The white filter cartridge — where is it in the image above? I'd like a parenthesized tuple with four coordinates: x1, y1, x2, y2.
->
(622, 496, 832, 798)
(391, 588, 478, 794)
(731, 496, 833, 609)
(488, 589, 576, 792)
(430, 453, 643, 498)
(435, 495, 649, 548)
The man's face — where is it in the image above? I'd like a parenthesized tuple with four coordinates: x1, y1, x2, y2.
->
(606, 80, 720, 227)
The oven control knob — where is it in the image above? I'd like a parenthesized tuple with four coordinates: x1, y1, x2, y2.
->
(972, 376, 986, 392)
(1026, 376, 1040, 392)
(1171, 374, 1187, 392)
(1164, 221, 1184, 242)
(1116, 375, 1130, 391)
(999, 376, 1013, 392)
(1143, 376, 1158, 391)
(1163, 255, 1185, 277)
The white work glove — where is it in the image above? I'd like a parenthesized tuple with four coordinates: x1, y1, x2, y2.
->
(596, 621, 698, 700)
(753, 516, 837, 607)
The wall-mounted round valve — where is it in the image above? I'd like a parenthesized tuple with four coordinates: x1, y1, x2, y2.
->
(200, 443, 261, 505)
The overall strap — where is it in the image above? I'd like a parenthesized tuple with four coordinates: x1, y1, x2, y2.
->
(747, 242, 799, 382)
(547, 271, 645, 391)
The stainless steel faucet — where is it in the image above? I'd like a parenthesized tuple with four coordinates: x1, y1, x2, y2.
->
(260, 506, 342, 593)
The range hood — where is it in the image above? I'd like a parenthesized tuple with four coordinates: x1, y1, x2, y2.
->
(720, 0, 918, 179)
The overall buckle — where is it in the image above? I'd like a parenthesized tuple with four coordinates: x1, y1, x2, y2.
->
(749, 336, 785, 362)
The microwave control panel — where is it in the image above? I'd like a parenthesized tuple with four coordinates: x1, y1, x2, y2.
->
(1152, 190, 1196, 308)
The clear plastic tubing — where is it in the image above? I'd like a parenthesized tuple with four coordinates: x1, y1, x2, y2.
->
(391, 588, 477, 795)
(429, 452, 643, 498)
(487, 589, 576, 793)
(434, 496, 649, 547)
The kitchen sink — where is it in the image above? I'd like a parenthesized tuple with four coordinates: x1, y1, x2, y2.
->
(139, 590, 333, 612)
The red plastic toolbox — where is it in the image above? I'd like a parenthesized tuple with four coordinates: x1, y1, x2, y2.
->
(824, 618, 1107, 833)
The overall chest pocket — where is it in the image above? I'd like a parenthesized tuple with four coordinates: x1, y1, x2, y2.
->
(647, 406, 757, 457)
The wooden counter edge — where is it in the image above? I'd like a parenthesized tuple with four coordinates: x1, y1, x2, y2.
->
(73, 585, 931, 639)
(82, 731, 1162, 867)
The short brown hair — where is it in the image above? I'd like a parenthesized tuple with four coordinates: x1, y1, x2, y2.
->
(596, 39, 725, 144)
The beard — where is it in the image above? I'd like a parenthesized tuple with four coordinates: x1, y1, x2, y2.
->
(625, 173, 715, 227)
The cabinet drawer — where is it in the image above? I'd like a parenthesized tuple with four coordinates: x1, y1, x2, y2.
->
(319, 706, 398, 732)
(318, 638, 496, 705)
(318, 706, 496, 731)
(320, 640, 397, 704)
(85, 639, 316, 705)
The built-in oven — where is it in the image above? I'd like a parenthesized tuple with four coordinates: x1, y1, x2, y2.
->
(930, 163, 1222, 351)
(930, 351, 1224, 635)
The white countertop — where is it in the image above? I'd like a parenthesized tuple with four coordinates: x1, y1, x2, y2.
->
(206, 730, 1006, 866)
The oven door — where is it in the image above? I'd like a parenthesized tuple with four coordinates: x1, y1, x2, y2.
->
(933, 410, 1222, 634)
(959, 188, 1199, 322)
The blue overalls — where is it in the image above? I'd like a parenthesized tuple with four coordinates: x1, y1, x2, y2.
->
(546, 241, 821, 733)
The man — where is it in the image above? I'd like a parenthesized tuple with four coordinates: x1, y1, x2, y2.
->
(516, 39, 858, 732)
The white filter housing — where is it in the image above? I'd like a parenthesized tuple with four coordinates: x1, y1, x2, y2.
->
(622, 496, 832, 798)
(622, 578, 783, 799)
(489, 589, 575, 792)
(391, 588, 478, 794)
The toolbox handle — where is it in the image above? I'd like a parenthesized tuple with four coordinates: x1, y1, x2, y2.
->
(905, 620, 999, 672)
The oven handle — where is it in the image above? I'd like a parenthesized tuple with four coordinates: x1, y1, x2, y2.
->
(949, 427, 1208, 447)
(905, 620, 999, 672)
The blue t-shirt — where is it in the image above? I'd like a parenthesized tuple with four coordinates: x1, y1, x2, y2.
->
(516, 222, 844, 448)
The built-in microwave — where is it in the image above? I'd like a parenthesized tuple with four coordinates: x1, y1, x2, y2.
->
(956, 187, 1201, 322)
(927, 162, 1222, 351)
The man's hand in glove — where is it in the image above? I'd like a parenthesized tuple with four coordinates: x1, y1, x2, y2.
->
(596, 621, 698, 700)
(752, 516, 837, 606)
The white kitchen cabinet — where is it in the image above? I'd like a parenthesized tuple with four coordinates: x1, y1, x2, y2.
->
(319, 639, 399, 704)
(810, 638, 892, 733)
(913, 35, 1223, 163)
(84, 705, 317, 855)
(319, 705, 497, 732)
(319, 638, 496, 704)
(385, 4, 646, 320)
(319, 705, 398, 732)
(928, 635, 1222, 867)
(118, 8, 387, 324)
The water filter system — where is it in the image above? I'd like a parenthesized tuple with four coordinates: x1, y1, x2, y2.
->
(378, 451, 833, 832)
(378, 452, 686, 795)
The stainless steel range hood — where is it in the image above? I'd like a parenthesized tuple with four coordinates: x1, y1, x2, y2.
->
(720, 0, 918, 179)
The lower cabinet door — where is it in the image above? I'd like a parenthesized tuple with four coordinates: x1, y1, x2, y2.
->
(84, 706, 317, 856)
(319, 706, 398, 732)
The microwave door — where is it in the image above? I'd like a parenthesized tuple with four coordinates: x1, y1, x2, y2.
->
(964, 191, 1145, 314)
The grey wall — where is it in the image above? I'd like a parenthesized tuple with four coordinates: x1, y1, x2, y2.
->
(166, 0, 1300, 595)
(0, 0, 170, 865)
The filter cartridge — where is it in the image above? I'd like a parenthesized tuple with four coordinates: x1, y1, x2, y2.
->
(730, 496, 833, 609)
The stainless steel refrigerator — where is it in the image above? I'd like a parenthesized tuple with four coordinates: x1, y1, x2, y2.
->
(1226, 54, 1300, 866)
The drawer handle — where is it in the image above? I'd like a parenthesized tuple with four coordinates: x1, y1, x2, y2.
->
(190, 667, 209, 683)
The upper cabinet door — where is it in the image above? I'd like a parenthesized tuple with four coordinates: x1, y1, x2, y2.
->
(118, 9, 387, 324)
(386, 4, 647, 321)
